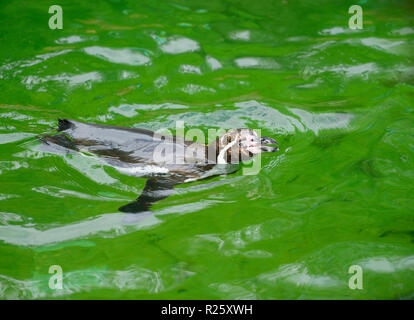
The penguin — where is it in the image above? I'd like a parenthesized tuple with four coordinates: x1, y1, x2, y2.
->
(41, 119, 278, 213)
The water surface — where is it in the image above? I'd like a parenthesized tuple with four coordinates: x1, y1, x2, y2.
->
(0, 0, 413, 299)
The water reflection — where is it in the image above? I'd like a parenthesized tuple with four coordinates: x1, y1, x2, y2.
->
(83, 46, 152, 66)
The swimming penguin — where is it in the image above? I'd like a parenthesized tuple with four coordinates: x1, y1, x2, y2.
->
(42, 119, 278, 213)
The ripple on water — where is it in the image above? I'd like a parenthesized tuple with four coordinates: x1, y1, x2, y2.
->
(256, 242, 414, 298)
(154, 75, 168, 88)
(318, 26, 364, 36)
(358, 255, 414, 273)
(32, 185, 129, 202)
(229, 30, 251, 41)
(0, 211, 23, 224)
(0, 160, 29, 174)
(178, 64, 202, 74)
(258, 263, 341, 288)
(358, 37, 408, 55)
(0, 263, 194, 299)
(188, 216, 299, 257)
(22, 72, 102, 90)
(208, 283, 257, 300)
(55, 35, 89, 44)
(0, 132, 35, 145)
(108, 102, 189, 117)
(181, 84, 216, 95)
(235, 57, 280, 70)
(389, 27, 414, 35)
(205, 55, 222, 71)
(83, 46, 151, 66)
(0, 199, 225, 247)
(19, 50, 72, 68)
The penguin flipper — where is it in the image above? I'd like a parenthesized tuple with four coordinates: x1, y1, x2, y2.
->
(118, 176, 183, 214)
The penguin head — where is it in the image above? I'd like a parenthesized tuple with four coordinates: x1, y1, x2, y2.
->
(216, 129, 278, 164)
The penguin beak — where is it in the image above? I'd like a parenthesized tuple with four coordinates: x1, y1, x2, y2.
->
(261, 137, 278, 145)
(260, 136, 278, 152)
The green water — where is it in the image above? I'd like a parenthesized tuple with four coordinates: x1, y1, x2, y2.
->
(0, 0, 414, 299)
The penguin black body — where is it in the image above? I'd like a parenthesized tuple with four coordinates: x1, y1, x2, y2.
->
(42, 119, 278, 213)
